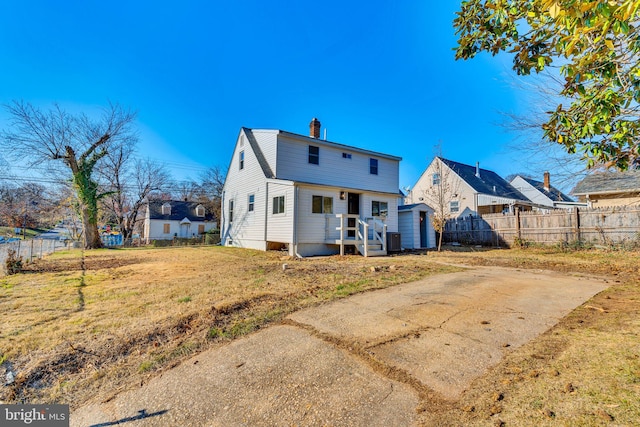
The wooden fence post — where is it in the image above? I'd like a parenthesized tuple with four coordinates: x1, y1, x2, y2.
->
(515, 207, 521, 243)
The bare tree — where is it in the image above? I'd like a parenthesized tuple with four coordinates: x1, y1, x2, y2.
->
(420, 157, 460, 252)
(0, 101, 137, 248)
(98, 150, 171, 240)
(500, 72, 592, 192)
(193, 165, 226, 224)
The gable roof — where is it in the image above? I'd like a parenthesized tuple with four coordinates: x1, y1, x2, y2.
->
(242, 128, 275, 179)
(439, 157, 529, 201)
(517, 176, 574, 202)
(147, 200, 216, 222)
(399, 203, 433, 212)
(572, 170, 640, 195)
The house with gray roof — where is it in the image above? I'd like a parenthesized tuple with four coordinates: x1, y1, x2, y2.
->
(220, 118, 402, 257)
(572, 170, 640, 207)
(406, 157, 533, 217)
(143, 200, 217, 243)
(510, 172, 584, 210)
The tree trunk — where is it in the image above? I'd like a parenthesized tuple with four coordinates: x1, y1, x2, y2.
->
(81, 205, 103, 249)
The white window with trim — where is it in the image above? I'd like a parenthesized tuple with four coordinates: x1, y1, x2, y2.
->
(195, 204, 205, 217)
(371, 200, 388, 218)
(450, 200, 459, 213)
(272, 196, 285, 214)
(229, 200, 234, 223)
(312, 195, 333, 214)
(432, 173, 441, 185)
(248, 194, 255, 212)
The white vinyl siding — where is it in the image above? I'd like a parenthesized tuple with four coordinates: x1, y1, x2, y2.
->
(275, 135, 399, 194)
(222, 130, 273, 248)
(266, 182, 294, 243)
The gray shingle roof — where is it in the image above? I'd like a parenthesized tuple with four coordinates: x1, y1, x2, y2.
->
(519, 176, 574, 202)
(572, 170, 640, 195)
(147, 200, 216, 221)
(440, 157, 530, 202)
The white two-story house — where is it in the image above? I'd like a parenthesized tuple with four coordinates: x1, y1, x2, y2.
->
(221, 118, 402, 257)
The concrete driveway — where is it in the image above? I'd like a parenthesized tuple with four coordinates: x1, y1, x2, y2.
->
(71, 266, 608, 427)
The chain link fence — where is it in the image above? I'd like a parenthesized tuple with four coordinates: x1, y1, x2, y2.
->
(0, 238, 69, 275)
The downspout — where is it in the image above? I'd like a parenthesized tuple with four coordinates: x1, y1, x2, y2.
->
(264, 182, 269, 245)
(220, 190, 226, 245)
(474, 192, 479, 217)
(293, 185, 302, 258)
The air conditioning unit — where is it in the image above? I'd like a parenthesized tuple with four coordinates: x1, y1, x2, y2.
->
(386, 232, 401, 252)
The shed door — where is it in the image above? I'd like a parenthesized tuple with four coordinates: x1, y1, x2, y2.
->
(420, 211, 428, 248)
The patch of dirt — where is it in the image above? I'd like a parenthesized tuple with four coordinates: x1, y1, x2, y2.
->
(22, 254, 143, 273)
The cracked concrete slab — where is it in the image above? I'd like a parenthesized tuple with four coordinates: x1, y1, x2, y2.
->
(288, 266, 608, 399)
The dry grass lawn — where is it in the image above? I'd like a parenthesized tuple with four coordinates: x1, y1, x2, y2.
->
(1, 245, 639, 426)
(0, 246, 457, 408)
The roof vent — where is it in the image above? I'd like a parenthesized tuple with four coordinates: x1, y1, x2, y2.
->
(475, 162, 480, 178)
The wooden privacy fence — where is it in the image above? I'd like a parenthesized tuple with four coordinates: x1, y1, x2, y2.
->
(443, 205, 640, 247)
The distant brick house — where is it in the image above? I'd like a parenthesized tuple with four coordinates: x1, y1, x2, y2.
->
(143, 200, 217, 243)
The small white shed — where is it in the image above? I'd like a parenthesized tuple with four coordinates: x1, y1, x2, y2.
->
(398, 203, 436, 249)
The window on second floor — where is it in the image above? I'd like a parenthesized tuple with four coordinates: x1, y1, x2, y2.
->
(195, 205, 205, 217)
(370, 158, 378, 175)
(371, 200, 388, 217)
(161, 203, 171, 215)
(248, 194, 255, 212)
(432, 173, 441, 185)
(229, 200, 234, 223)
(450, 200, 460, 213)
(239, 150, 245, 170)
(312, 195, 333, 214)
(308, 145, 319, 165)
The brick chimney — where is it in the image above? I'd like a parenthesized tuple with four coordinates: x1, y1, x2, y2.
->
(309, 118, 321, 139)
(543, 171, 550, 191)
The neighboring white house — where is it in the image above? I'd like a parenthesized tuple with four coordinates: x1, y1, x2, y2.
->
(398, 203, 436, 249)
(143, 200, 217, 243)
(220, 118, 402, 257)
(406, 157, 533, 217)
(510, 172, 584, 210)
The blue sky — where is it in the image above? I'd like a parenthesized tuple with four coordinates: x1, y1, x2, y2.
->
(0, 1, 555, 191)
